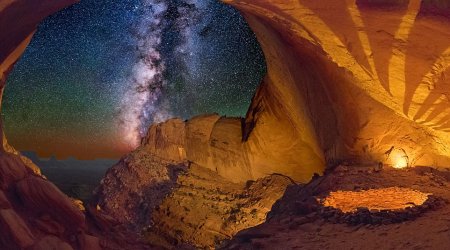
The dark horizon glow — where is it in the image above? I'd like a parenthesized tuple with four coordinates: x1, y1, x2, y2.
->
(2, 0, 266, 160)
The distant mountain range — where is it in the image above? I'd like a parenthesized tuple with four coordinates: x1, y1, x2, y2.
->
(22, 151, 118, 165)
(21, 151, 118, 202)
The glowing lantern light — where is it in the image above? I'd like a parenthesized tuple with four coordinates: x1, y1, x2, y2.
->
(387, 147, 409, 169)
(393, 155, 408, 169)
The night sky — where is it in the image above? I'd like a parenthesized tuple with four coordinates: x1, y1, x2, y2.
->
(2, 0, 266, 159)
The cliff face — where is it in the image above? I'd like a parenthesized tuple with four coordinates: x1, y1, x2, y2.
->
(140, 112, 323, 183)
(134, 1, 450, 184)
(225, 0, 450, 178)
(94, 147, 293, 248)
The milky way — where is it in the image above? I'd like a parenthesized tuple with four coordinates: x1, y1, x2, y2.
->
(3, 0, 266, 159)
(118, 0, 201, 148)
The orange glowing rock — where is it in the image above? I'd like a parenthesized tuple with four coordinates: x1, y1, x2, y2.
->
(221, 0, 450, 182)
(320, 187, 431, 213)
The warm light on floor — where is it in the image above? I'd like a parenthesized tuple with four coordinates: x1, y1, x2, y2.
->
(320, 187, 431, 213)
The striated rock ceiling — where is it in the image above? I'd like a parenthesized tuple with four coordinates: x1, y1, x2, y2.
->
(134, 0, 450, 183)
(222, 0, 450, 178)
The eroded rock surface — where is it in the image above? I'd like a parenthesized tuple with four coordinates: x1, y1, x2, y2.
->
(223, 0, 450, 178)
(0, 152, 87, 249)
(222, 165, 450, 250)
(146, 165, 293, 248)
(94, 147, 293, 248)
(94, 147, 187, 230)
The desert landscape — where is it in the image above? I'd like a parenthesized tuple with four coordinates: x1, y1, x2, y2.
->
(1, 0, 450, 249)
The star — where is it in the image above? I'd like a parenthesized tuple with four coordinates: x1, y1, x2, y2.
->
(3, 0, 266, 159)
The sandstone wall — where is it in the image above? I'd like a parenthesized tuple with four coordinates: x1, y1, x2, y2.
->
(140, 0, 450, 183)
(227, 0, 450, 173)
(235, 0, 450, 174)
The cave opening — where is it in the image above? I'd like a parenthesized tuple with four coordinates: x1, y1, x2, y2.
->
(1, 0, 267, 202)
(4, 0, 450, 249)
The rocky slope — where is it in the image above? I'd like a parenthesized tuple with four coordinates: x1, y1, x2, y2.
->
(146, 166, 292, 248)
(0, 151, 87, 249)
(222, 165, 450, 250)
(93, 115, 317, 247)
(94, 146, 294, 248)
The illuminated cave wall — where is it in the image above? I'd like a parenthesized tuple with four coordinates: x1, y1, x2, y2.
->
(226, 0, 450, 173)
(3, 0, 450, 184)
(139, 0, 450, 183)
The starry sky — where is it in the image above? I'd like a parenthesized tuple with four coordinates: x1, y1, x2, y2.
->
(2, 0, 266, 160)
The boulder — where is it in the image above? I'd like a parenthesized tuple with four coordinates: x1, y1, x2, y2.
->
(0, 190, 11, 209)
(77, 234, 102, 250)
(0, 153, 28, 189)
(0, 209, 35, 249)
(15, 176, 85, 229)
(30, 236, 73, 250)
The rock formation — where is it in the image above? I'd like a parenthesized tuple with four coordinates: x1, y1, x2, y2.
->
(97, 0, 450, 247)
(3, 0, 450, 249)
(223, 0, 450, 179)
(99, 0, 450, 186)
(222, 165, 450, 249)
(0, 1, 149, 249)
(0, 150, 92, 249)
(94, 145, 294, 248)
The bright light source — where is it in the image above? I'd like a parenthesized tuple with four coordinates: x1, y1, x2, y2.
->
(388, 148, 409, 169)
(393, 156, 408, 169)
